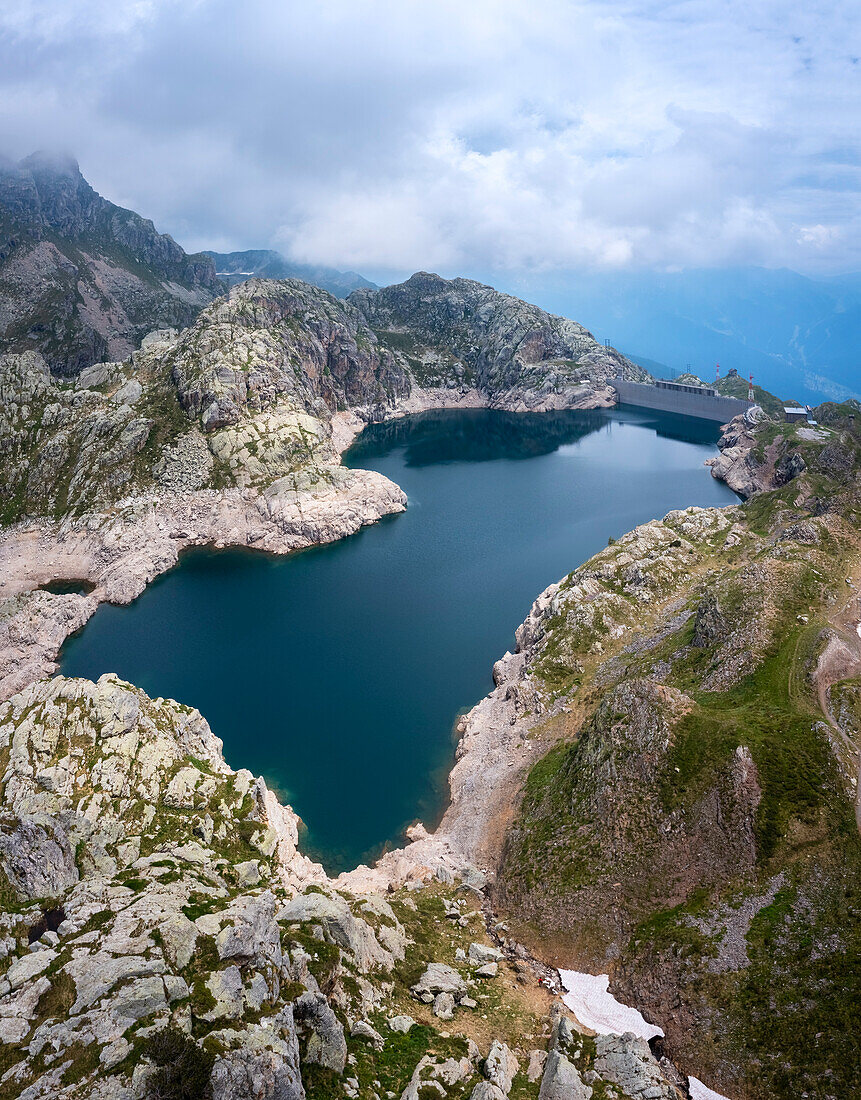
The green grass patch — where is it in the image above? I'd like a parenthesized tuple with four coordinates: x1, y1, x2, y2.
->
(633, 887, 717, 960)
(35, 970, 76, 1023)
(663, 629, 837, 861)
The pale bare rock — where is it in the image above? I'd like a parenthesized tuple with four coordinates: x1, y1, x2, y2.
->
(400, 1053, 477, 1100)
(483, 1040, 519, 1093)
(0, 467, 406, 704)
(709, 409, 807, 500)
(594, 1032, 688, 1099)
(211, 1039, 305, 1100)
(538, 1050, 592, 1100)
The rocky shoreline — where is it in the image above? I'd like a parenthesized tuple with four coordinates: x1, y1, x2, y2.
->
(1, 410, 755, 929)
(0, 271, 632, 710)
(1, 383, 744, 884)
(0, 374, 616, 706)
(0, 469, 406, 702)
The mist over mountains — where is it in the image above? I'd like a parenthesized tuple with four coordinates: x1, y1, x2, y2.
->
(205, 249, 376, 298)
(0, 153, 221, 373)
(0, 153, 856, 406)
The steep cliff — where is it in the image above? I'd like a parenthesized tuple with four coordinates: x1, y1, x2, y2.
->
(0, 154, 222, 375)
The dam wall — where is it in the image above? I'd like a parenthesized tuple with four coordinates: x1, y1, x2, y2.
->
(612, 378, 752, 423)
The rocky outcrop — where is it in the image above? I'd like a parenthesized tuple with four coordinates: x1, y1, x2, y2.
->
(0, 321, 409, 701)
(0, 154, 222, 375)
(594, 1033, 688, 1099)
(488, 408, 861, 1098)
(349, 270, 648, 409)
(0, 349, 159, 522)
(0, 674, 327, 1097)
(538, 1049, 592, 1099)
(706, 405, 808, 498)
(0, 672, 709, 1100)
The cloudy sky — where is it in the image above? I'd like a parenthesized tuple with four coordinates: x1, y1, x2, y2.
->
(1, 0, 859, 277)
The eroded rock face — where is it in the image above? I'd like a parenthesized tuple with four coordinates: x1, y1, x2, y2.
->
(483, 1039, 520, 1093)
(538, 1049, 592, 1100)
(707, 408, 809, 499)
(594, 1032, 687, 1099)
(0, 154, 222, 375)
(294, 992, 347, 1072)
(0, 350, 157, 521)
(0, 675, 409, 1098)
(210, 1038, 305, 1100)
(0, 815, 80, 899)
(168, 279, 410, 437)
(349, 271, 648, 408)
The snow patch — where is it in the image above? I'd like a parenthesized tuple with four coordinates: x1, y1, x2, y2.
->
(559, 970, 734, 1099)
(558, 969, 663, 1040)
(689, 1076, 733, 1100)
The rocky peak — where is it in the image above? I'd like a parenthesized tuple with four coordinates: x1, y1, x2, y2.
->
(0, 153, 223, 375)
(15, 152, 97, 236)
(349, 271, 648, 393)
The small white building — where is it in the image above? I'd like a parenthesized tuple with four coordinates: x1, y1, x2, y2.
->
(784, 406, 808, 423)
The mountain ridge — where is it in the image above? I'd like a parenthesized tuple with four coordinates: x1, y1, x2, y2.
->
(498, 266, 861, 405)
(205, 248, 376, 298)
(0, 153, 223, 374)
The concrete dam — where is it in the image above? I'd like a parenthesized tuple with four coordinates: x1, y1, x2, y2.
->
(612, 378, 752, 423)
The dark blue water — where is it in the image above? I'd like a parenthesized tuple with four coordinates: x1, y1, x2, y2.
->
(60, 408, 736, 872)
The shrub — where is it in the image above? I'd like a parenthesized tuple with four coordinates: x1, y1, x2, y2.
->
(144, 1027, 215, 1100)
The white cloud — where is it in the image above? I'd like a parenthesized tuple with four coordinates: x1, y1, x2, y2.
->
(0, 0, 858, 274)
(796, 223, 844, 248)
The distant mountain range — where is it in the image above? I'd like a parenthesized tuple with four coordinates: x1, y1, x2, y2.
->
(204, 249, 376, 298)
(0, 153, 222, 374)
(497, 267, 861, 405)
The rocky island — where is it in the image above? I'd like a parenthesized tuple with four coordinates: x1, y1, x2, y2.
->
(0, 164, 859, 1100)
